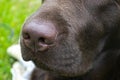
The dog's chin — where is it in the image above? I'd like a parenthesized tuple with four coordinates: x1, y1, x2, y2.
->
(33, 58, 92, 77)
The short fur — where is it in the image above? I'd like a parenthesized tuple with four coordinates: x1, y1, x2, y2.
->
(20, 0, 120, 80)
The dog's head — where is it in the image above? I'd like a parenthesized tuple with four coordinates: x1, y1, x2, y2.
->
(20, 0, 120, 77)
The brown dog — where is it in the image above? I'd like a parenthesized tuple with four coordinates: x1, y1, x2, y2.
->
(20, 0, 120, 80)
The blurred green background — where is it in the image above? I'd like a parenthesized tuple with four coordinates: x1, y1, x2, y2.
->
(0, 0, 42, 79)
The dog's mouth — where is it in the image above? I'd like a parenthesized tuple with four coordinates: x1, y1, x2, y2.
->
(20, 34, 95, 77)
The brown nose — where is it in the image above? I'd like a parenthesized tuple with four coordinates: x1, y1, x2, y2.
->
(22, 22, 57, 52)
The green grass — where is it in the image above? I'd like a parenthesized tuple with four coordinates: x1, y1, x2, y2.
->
(0, 0, 42, 79)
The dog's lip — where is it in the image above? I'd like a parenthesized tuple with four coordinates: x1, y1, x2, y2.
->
(21, 41, 33, 61)
(22, 52, 32, 61)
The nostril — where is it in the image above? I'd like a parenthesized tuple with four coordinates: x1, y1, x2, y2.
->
(23, 33, 30, 40)
(38, 37, 54, 45)
(39, 37, 46, 44)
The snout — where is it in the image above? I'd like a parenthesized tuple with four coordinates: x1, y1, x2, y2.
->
(21, 21, 58, 52)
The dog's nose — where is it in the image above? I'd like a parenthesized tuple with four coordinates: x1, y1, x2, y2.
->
(22, 22, 57, 51)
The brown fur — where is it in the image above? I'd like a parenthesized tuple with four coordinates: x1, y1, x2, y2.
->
(20, 0, 120, 80)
